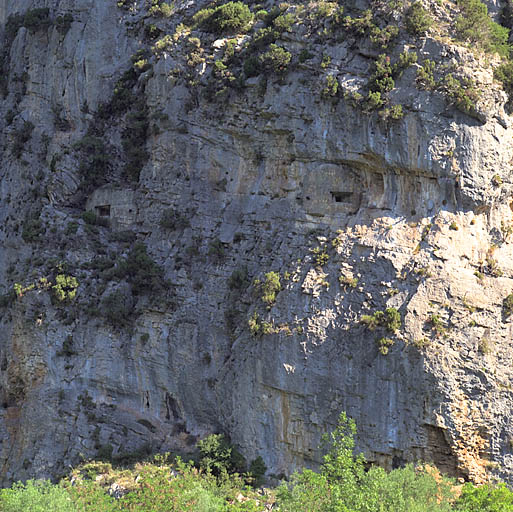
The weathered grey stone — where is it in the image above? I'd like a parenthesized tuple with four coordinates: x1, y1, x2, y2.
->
(2, 0, 513, 488)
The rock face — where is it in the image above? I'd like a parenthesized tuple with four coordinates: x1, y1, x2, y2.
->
(2, 0, 513, 486)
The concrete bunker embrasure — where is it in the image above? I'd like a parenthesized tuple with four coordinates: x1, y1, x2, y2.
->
(86, 186, 137, 230)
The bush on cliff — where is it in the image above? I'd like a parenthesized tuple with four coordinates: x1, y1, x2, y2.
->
(405, 2, 433, 36)
(193, 2, 253, 35)
(455, 0, 510, 56)
(197, 433, 247, 477)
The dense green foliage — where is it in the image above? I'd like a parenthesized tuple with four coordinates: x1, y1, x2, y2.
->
(405, 2, 433, 36)
(0, 480, 74, 512)
(110, 243, 166, 295)
(2, 413, 513, 511)
(361, 307, 401, 333)
(193, 2, 253, 35)
(23, 8, 51, 31)
(455, 0, 510, 56)
(454, 482, 513, 511)
(197, 434, 247, 477)
(52, 274, 79, 302)
(258, 271, 281, 305)
(494, 61, 513, 110)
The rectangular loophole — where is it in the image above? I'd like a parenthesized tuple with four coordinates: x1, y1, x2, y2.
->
(331, 191, 353, 203)
(95, 205, 111, 217)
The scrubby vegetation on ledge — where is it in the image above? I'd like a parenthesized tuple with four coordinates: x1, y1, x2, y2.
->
(2, 413, 512, 511)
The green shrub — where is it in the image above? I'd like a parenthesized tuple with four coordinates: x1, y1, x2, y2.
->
(55, 13, 73, 35)
(361, 308, 401, 332)
(0, 479, 75, 512)
(455, 0, 510, 56)
(494, 61, 513, 110)
(53, 274, 78, 302)
(255, 9, 268, 21)
(361, 312, 380, 330)
(299, 49, 314, 62)
(97, 68, 138, 118)
(144, 23, 162, 40)
(74, 136, 109, 189)
(277, 412, 456, 512)
(259, 44, 291, 74)
(454, 482, 513, 510)
(264, 5, 285, 26)
(384, 307, 401, 331)
(369, 54, 395, 95)
(312, 247, 330, 266)
(405, 2, 433, 36)
(503, 293, 513, 318)
(122, 102, 149, 181)
(273, 13, 295, 32)
(343, 9, 374, 36)
(57, 336, 76, 357)
(339, 274, 358, 288)
(149, 0, 173, 17)
(443, 74, 480, 116)
(194, 1, 253, 34)
(5, 14, 24, 42)
(12, 120, 34, 158)
(160, 208, 190, 230)
(228, 266, 249, 290)
(23, 8, 51, 31)
(22, 215, 44, 242)
(376, 337, 395, 355)
(260, 271, 281, 305)
(208, 239, 226, 263)
(321, 75, 339, 98)
(322, 53, 332, 69)
(197, 434, 246, 477)
(390, 104, 404, 119)
(101, 290, 133, 325)
(417, 59, 437, 89)
(379, 104, 404, 121)
(394, 50, 418, 76)
(365, 91, 385, 110)
(249, 456, 267, 487)
(115, 243, 166, 295)
(250, 26, 279, 50)
(248, 311, 262, 336)
(244, 56, 261, 77)
(429, 314, 447, 336)
(65, 456, 260, 511)
(370, 24, 399, 49)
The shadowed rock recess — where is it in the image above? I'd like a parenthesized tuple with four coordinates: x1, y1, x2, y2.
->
(2, 0, 513, 486)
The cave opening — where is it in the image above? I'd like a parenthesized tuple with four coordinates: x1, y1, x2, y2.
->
(331, 191, 353, 203)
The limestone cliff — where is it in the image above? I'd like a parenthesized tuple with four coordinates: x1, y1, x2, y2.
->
(2, 0, 513, 486)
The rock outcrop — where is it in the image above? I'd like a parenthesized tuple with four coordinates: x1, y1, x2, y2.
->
(1, 0, 513, 486)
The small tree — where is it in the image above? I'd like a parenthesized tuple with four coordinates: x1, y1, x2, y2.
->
(196, 2, 253, 34)
(197, 434, 246, 477)
(261, 271, 281, 305)
(259, 44, 291, 74)
(405, 2, 433, 36)
(503, 293, 513, 318)
(52, 274, 78, 302)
